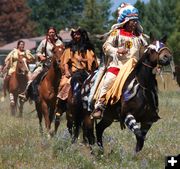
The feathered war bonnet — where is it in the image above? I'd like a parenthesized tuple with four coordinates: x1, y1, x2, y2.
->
(98, 3, 145, 40)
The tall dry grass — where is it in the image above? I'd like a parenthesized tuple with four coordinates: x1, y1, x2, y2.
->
(0, 86, 179, 169)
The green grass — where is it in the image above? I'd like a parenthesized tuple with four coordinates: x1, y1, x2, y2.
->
(0, 90, 179, 169)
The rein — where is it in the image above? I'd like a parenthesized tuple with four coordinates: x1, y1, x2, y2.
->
(142, 44, 172, 73)
(142, 62, 153, 69)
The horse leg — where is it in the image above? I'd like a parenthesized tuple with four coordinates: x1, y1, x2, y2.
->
(54, 112, 61, 134)
(135, 122, 152, 153)
(49, 103, 56, 137)
(124, 114, 144, 153)
(35, 102, 43, 135)
(83, 114, 95, 145)
(72, 117, 81, 143)
(54, 99, 66, 134)
(66, 105, 81, 143)
(18, 99, 24, 117)
(96, 118, 113, 148)
(41, 101, 51, 137)
(49, 107, 54, 128)
(3, 75, 10, 97)
(66, 112, 73, 136)
(9, 93, 16, 116)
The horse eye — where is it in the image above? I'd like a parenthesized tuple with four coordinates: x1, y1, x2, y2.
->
(57, 60, 61, 64)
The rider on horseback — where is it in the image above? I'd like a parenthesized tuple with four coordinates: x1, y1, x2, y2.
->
(19, 27, 63, 101)
(3, 40, 35, 96)
(92, 3, 148, 119)
(57, 27, 98, 100)
(53, 27, 99, 122)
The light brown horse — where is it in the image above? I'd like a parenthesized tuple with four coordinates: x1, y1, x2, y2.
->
(34, 45, 65, 137)
(5, 55, 30, 116)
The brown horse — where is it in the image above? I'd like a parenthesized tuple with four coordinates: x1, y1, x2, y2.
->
(65, 70, 89, 143)
(82, 36, 174, 153)
(55, 61, 98, 143)
(5, 55, 30, 116)
(31, 45, 65, 137)
(54, 52, 99, 143)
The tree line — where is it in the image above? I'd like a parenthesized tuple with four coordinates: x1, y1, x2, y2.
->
(0, 0, 179, 63)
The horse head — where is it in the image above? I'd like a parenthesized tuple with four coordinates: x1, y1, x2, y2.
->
(16, 54, 30, 75)
(144, 35, 173, 68)
(136, 36, 173, 73)
(52, 44, 65, 68)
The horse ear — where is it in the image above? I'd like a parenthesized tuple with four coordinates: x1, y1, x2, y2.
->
(160, 34, 167, 44)
(149, 32, 155, 43)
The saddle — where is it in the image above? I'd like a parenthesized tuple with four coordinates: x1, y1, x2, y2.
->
(58, 69, 88, 101)
(57, 83, 71, 100)
(27, 68, 48, 101)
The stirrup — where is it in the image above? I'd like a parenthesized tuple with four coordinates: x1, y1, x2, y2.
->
(19, 93, 27, 102)
(19, 93, 26, 99)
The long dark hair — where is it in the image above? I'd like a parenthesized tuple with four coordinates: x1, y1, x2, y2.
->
(17, 40, 25, 49)
(68, 28, 94, 53)
(46, 26, 62, 41)
(44, 27, 63, 57)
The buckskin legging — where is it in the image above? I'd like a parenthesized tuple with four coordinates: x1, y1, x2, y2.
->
(94, 71, 117, 109)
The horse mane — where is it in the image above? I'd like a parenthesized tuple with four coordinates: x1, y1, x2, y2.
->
(134, 50, 149, 73)
(132, 48, 158, 90)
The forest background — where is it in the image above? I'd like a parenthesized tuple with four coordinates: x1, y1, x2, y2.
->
(0, 0, 179, 63)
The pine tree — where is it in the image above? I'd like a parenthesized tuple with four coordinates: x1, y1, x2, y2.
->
(160, 0, 177, 36)
(79, 0, 112, 55)
(168, 0, 180, 63)
(143, 0, 162, 37)
(28, 0, 84, 34)
(134, 0, 146, 26)
(0, 0, 37, 44)
(79, 0, 112, 34)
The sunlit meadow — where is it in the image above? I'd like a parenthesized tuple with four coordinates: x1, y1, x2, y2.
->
(0, 76, 179, 169)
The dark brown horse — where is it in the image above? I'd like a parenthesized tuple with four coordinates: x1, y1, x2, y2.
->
(5, 55, 30, 116)
(30, 45, 65, 137)
(65, 70, 89, 143)
(55, 58, 99, 143)
(55, 52, 98, 143)
(82, 36, 174, 153)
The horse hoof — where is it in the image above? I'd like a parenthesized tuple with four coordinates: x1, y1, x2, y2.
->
(71, 138, 77, 144)
(135, 136, 144, 153)
(49, 130, 55, 137)
(47, 133, 51, 140)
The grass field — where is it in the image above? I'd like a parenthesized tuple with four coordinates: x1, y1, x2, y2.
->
(0, 87, 179, 169)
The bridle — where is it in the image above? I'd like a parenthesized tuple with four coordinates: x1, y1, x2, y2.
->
(136, 41, 172, 90)
(17, 55, 29, 75)
(142, 41, 172, 70)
